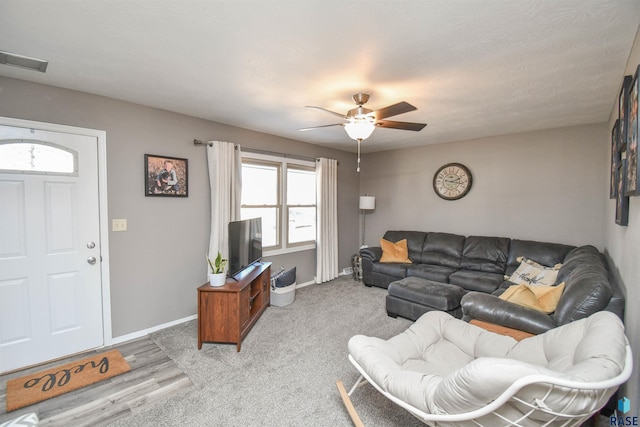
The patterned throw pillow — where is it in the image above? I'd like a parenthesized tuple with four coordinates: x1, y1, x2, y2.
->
(507, 256, 562, 286)
(379, 238, 412, 263)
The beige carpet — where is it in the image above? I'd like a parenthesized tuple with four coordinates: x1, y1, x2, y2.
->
(107, 276, 422, 426)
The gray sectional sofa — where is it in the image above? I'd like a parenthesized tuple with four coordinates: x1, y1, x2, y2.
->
(360, 230, 625, 334)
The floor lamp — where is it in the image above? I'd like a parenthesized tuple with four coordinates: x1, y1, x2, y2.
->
(359, 195, 375, 248)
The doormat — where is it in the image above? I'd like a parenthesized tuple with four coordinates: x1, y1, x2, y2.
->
(5, 349, 131, 412)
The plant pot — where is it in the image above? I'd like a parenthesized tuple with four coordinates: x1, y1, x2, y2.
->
(209, 272, 226, 287)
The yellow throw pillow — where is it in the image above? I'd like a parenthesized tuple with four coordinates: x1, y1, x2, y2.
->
(499, 282, 566, 313)
(506, 256, 562, 286)
(379, 238, 412, 263)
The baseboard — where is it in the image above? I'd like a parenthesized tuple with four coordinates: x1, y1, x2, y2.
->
(296, 279, 315, 289)
(111, 314, 197, 345)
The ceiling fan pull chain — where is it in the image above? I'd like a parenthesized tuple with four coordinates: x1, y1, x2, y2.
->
(357, 138, 362, 173)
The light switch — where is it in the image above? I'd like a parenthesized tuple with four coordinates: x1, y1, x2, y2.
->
(112, 219, 127, 232)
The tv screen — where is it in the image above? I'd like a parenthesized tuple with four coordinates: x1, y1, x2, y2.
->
(228, 217, 262, 277)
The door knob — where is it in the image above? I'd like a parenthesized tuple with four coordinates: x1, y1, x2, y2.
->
(87, 241, 96, 249)
(87, 256, 97, 265)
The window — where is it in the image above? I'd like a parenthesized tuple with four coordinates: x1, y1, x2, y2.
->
(287, 167, 316, 244)
(0, 141, 77, 175)
(241, 154, 316, 254)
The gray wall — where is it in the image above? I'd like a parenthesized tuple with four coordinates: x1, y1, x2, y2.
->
(359, 123, 608, 248)
(605, 27, 640, 410)
(0, 76, 360, 338)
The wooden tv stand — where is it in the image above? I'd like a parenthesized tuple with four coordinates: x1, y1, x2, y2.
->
(197, 262, 271, 352)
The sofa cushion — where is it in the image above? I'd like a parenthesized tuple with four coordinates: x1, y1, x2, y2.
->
(380, 238, 412, 263)
(372, 261, 409, 278)
(449, 270, 504, 293)
(383, 231, 427, 262)
(459, 236, 510, 274)
(417, 232, 465, 268)
(505, 239, 574, 276)
(507, 257, 561, 287)
(406, 264, 457, 283)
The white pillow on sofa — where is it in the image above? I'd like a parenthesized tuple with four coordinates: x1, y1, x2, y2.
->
(507, 256, 561, 286)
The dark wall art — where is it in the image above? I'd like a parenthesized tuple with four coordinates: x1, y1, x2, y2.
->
(626, 68, 639, 196)
(610, 120, 620, 199)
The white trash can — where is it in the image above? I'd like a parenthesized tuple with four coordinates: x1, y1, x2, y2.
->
(271, 282, 296, 307)
(270, 267, 296, 307)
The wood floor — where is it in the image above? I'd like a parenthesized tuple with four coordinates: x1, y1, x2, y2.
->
(0, 336, 192, 426)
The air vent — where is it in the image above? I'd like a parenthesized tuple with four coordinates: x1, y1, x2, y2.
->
(0, 50, 48, 72)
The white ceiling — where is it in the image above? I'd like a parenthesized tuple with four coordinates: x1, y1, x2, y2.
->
(1, 1, 639, 153)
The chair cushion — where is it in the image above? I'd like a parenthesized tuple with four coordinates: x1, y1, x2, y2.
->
(0, 413, 39, 427)
(348, 311, 626, 417)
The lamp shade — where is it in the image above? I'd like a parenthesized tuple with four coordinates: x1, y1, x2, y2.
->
(345, 121, 375, 141)
(359, 195, 376, 210)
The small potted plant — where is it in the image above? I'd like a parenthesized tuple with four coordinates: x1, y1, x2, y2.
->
(207, 252, 228, 287)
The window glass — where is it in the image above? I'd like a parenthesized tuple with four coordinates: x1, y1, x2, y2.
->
(0, 141, 76, 175)
(241, 162, 278, 205)
(287, 167, 316, 205)
(288, 207, 316, 244)
(241, 207, 279, 248)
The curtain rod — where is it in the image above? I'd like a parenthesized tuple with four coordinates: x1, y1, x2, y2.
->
(193, 139, 319, 163)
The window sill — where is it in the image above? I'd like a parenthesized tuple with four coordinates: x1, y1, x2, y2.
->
(264, 243, 316, 257)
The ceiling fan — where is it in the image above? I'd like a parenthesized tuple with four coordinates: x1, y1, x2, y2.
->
(299, 93, 427, 171)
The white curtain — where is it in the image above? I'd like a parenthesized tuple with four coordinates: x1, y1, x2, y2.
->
(316, 158, 339, 283)
(207, 141, 242, 267)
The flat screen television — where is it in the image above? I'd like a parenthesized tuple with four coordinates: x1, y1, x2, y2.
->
(228, 217, 263, 278)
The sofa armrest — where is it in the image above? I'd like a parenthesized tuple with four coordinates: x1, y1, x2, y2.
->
(461, 292, 557, 335)
(360, 246, 382, 262)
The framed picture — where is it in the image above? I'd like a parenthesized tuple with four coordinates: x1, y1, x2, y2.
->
(610, 119, 620, 199)
(626, 67, 639, 196)
(144, 154, 188, 197)
(619, 75, 632, 152)
(616, 159, 629, 226)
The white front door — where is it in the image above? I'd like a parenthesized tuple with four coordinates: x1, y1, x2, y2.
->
(0, 124, 104, 373)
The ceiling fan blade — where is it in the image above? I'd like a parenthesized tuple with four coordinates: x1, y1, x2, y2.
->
(298, 123, 344, 131)
(373, 101, 417, 120)
(305, 106, 347, 119)
(376, 120, 427, 131)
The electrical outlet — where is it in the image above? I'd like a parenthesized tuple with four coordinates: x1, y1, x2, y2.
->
(112, 219, 127, 232)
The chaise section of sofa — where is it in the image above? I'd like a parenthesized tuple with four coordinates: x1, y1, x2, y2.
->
(461, 245, 624, 334)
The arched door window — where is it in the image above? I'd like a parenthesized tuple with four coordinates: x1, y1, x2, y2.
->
(0, 140, 78, 175)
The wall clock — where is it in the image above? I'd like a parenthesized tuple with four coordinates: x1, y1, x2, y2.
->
(433, 163, 472, 200)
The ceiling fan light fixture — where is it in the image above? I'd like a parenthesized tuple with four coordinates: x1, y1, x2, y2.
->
(344, 119, 375, 141)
